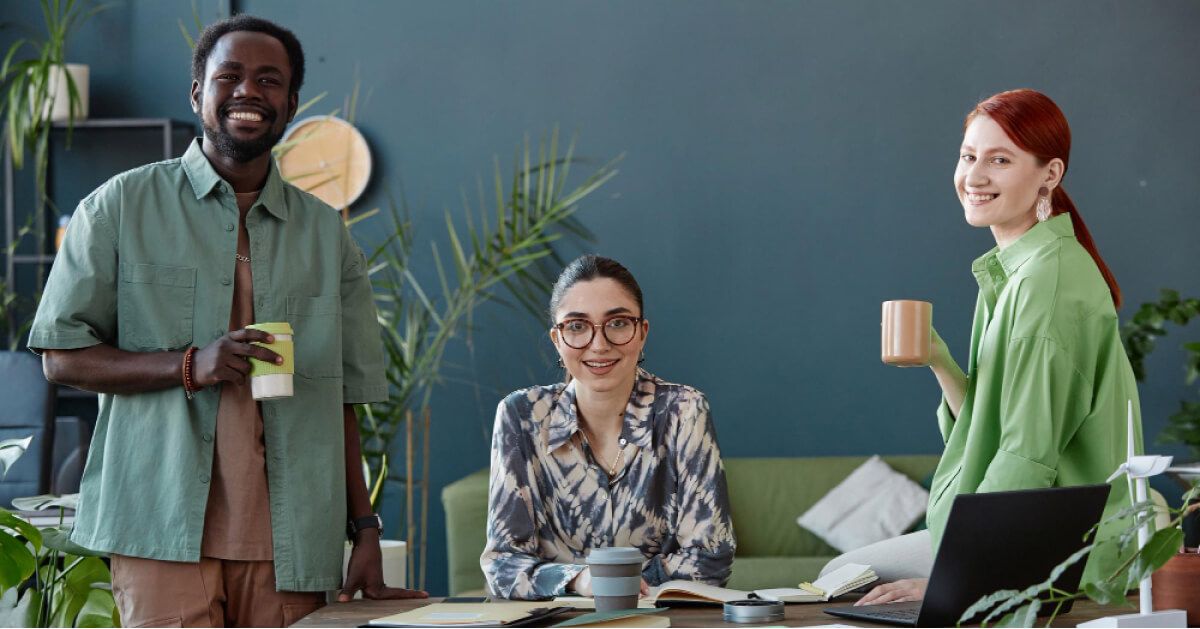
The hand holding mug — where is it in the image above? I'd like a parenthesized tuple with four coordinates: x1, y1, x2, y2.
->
(192, 328, 282, 387)
(929, 326, 954, 372)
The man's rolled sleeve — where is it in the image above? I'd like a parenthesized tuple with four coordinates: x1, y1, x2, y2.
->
(338, 225, 387, 403)
(28, 194, 119, 354)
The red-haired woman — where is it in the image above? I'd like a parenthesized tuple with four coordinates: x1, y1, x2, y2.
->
(835, 89, 1143, 605)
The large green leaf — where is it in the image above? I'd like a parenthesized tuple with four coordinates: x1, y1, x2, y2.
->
(0, 436, 33, 478)
(41, 526, 105, 557)
(48, 555, 111, 628)
(0, 586, 41, 627)
(0, 509, 42, 549)
(74, 587, 118, 628)
(1126, 527, 1184, 589)
(0, 528, 37, 591)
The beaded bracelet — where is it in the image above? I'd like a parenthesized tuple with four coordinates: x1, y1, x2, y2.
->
(182, 346, 198, 400)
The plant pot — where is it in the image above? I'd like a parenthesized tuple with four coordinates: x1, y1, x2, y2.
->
(340, 539, 407, 598)
(41, 63, 89, 122)
(1151, 551, 1200, 626)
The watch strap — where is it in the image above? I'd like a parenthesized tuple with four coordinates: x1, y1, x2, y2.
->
(347, 513, 383, 541)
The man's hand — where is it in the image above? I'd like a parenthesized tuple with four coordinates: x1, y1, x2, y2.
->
(337, 530, 429, 602)
(192, 328, 282, 387)
(855, 578, 928, 606)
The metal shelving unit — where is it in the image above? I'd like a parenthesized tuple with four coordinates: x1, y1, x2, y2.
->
(3, 118, 194, 292)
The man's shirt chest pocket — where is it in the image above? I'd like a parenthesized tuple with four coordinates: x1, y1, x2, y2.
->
(118, 262, 196, 351)
(286, 295, 342, 378)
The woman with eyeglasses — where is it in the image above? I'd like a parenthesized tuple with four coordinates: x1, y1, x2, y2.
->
(481, 255, 736, 600)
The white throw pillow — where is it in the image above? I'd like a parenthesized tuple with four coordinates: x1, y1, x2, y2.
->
(796, 455, 929, 553)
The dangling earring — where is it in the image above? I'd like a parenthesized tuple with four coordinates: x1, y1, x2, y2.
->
(556, 357, 564, 368)
(638, 351, 645, 365)
(1036, 186, 1052, 222)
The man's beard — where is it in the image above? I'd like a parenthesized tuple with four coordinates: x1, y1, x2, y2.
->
(201, 102, 285, 163)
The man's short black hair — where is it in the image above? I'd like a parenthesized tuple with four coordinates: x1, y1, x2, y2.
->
(191, 15, 305, 94)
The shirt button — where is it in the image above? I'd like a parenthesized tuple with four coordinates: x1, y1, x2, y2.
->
(225, 224, 234, 232)
(202, 433, 213, 443)
(221, 276, 231, 285)
(199, 473, 210, 484)
(619, 438, 627, 446)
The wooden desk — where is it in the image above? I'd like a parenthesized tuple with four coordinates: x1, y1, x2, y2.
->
(293, 596, 1130, 627)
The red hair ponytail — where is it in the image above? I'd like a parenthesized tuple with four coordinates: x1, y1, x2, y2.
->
(967, 89, 1122, 308)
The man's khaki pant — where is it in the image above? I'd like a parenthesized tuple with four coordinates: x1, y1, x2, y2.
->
(111, 555, 326, 628)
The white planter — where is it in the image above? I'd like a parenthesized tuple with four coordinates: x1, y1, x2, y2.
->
(41, 63, 89, 122)
(340, 539, 407, 598)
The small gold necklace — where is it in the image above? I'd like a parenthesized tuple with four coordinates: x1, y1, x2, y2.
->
(580, 414, 625, 477)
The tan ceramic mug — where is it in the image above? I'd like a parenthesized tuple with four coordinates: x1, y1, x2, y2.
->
(881, 300, 932, 367)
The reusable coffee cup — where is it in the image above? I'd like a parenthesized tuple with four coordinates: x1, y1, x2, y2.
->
(881, 300, 932, 367)
(245, 322, 294, 400)
(586, 547, 643, 612)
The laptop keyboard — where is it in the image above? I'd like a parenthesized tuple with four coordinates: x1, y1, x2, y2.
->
(825, 601, 922, 626)
(860, 606, 920, 621)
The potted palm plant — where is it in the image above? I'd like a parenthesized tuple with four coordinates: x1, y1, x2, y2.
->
(354, 129, 620, 590)
(2, 0, 104, 313)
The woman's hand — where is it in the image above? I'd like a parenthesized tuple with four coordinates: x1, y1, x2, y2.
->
(930, 327, 953, 372)
(854, 578, 928, 606)
(570, 569, 650, 598)
(571, 569, 592, 597)
(928, 327, 967, 418)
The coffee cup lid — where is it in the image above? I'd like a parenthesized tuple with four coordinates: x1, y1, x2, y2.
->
(247, 322, 293, 336)
(587, 547, 643, 565)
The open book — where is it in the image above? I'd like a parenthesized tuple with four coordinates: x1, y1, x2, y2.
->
(646, 563, 877, 605)
(366, 602, 570, 627)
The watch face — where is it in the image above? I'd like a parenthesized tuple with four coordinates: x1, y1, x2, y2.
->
(277, 115, 372, 210)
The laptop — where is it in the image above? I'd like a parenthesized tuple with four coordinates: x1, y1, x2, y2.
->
(823, 484, 1111, 627)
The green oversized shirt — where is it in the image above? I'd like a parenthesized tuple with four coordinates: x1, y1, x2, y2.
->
(927, 214, 1142, 578)
(28, 139, 388, 591)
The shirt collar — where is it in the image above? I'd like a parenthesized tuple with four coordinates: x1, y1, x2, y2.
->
(181, 138, 290, 221)
(546, 368, 658, 453)
(971, 213, 1074, 285)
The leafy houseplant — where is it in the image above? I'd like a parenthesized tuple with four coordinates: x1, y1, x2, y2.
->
(1121, 289, 1200, 461)
(0, 437, 118, 628)
(960, 484, 1200, 627)
(1, 0, 105, 346)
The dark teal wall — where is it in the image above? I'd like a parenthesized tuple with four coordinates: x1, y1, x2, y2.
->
(4, 1, 1199, 595)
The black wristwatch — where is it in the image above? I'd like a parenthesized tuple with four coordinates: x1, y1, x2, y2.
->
(347, 513, 383, 542)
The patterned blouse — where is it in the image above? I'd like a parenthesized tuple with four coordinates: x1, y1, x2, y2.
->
(481, 368, 736, 600)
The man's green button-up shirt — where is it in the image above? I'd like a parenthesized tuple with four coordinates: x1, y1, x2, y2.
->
(28, 139, 388, 591)
(926, 214, 1142, 581)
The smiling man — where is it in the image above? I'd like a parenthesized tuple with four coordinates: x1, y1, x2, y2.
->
(27, 15, 425, 627)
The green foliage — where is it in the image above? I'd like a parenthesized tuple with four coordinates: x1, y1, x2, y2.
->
(0, 442, 116, 627)
(1, 1, 105, 348)
(1121, 288, 1200, 459)
(0, 511, 41, 591)
(961, 485, 1200, 627)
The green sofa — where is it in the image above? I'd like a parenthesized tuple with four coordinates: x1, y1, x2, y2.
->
(441, 455, 939, 594)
